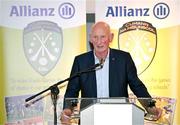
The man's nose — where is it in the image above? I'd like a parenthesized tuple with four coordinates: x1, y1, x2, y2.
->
(96, 37, 103, 44)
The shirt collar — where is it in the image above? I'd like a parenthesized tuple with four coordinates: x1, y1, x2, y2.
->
(94, 48, 110, 63)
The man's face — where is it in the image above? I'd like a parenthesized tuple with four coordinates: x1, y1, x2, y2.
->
(90, 26, 112, 54)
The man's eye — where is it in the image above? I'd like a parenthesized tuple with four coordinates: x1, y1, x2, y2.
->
(101, 36, 105, 39)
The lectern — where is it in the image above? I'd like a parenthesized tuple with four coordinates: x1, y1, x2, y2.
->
(80, 103, 144, 125)
(64, 97, 176, 125)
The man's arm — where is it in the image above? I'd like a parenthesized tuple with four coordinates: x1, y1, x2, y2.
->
(125, 53, 162, 120)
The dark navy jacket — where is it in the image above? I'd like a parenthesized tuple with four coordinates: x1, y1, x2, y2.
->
(64, 48, 151, 100)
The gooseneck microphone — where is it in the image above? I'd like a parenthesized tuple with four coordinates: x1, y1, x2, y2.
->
(26, 60, 105, 102)
(80, 60, 103, 74)
(87, 58, 105, 71)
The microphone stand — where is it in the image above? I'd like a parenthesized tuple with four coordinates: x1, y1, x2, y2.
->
(25, 62, 102, 125)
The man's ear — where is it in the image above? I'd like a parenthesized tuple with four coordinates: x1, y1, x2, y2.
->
(110, 33, 114, 42)
(89, 34, 94, 50)
(89, 34, 93, 43)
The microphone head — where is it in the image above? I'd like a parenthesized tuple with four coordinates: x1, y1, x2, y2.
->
(100, 59, 105, 68)
(92, 59, 105, 71)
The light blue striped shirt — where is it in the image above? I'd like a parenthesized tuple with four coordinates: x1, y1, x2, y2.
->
(94, 50, 109, 98)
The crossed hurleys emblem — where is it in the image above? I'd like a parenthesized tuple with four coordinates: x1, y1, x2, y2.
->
(23, 21, 63, 76)
(118, 21, 157, 75)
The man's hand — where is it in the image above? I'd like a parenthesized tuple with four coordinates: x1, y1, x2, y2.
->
(60, 108, 72, 125)
(145, 106, 162, 121)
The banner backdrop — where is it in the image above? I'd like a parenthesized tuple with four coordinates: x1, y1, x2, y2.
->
(1, 0, 180, 124)
(95, 0, 180, 124)
(0, 0, 86, 124)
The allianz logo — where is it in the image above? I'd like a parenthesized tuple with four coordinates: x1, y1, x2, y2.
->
(106, 6, 150, 17)
(105, 3, 170, 19)
(9, 2, 75, 19)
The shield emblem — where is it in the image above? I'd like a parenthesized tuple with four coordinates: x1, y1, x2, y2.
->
(118, 21, 157, 75)
(23, 21, 63, 76)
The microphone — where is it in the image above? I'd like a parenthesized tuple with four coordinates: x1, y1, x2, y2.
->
(88, 62, 102, 71)
(77, 59, 105, 75)
(89, 58, 104, 70)
(99, 58, 105, 68)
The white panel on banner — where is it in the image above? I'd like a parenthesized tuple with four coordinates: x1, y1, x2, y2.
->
(0, 0, 86, 29)
(95, 0, 180, 29)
